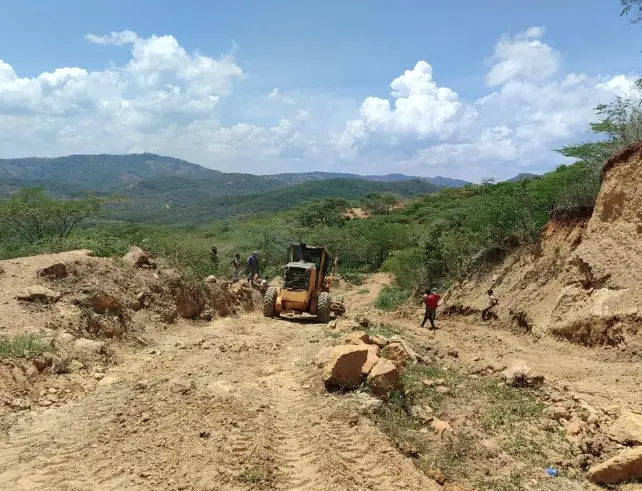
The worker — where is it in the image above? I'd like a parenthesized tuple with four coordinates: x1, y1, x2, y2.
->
(232, 253, 242, 282)
(247, 251, 259, 285)
(210, 246, 219, 271)
(481, 289, 499, 321)
(421, 287, 440, 330)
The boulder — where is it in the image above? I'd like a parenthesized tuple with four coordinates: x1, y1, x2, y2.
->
(315, 346, 334, 368)
(323, 345, 370, 390)
(362, 345, 380, 375)
(366, 359, 402, 397)
(173, 286, 205, 319)
(342, 331, 370, 345)
(122, 246, 155, 268)
(16, 286, 61, 304)
(608, 411, 642, 445)
(204, 275, 218, 284)
(588, 446, 642, 484)
(501, 360, 544, 388)
(74, 338, 105, 354)
(90, 293, 122, 314)
(38, 263, 68, 279)
(381, 342, 411, 367)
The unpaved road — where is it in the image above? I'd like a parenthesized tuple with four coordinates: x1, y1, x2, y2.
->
(0, 312, 440, 491)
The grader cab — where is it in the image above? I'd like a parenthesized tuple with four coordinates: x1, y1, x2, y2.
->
(263, 243, 344, 322)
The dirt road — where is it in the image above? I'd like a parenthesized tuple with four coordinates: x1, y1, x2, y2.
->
(0, 312, 440, 491)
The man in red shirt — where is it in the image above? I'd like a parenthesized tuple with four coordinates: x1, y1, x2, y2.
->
(421, 288, 441, 330)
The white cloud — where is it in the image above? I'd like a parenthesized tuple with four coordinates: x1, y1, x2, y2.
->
(0, 27, 638, 180)
(486, 26, 560, 87)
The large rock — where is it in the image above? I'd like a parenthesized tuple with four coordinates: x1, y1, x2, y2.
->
(38, 263, 68, 279)
(342, 331, 370, 345)
(323, 345, 369, 390)
(366, 359, 402, 397)
(122, 246, 155, 268)
(74, 338, 105, 354)
(90, 293, 122, 314)
(608, 411, 642, 445)
(362, 345, 380, 375)
(381, 342, 411, 367)
(588, 446, 642, 484)
(501, 360, 544, 387)
(16, 286, 61, 304)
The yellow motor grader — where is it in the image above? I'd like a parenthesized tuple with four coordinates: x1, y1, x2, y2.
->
(263, 243, 345, 322)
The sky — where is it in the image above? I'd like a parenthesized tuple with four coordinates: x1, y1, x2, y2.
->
(0, 0, 641, 181)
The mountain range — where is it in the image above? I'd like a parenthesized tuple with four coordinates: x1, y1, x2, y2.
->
(0, 153, 533, 224)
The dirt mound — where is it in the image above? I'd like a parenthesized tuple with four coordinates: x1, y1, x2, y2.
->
(0, 249, 262, 417)
(446, 143, 642, 349)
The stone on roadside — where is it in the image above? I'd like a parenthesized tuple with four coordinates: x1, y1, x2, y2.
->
(38, 263, 68, 279)
(66, 359, 85, 372)
(315, 347, 335, 368)
(608, 411, 642, 445)
(362, 345, 380, 375)
(323, 345, 370, 390)
(587, 446, 642, 484)
(16, 286, 61, 304)
(342, 331, 370, 345)
(74, 338, 105, 354)
(426, 468, 446, 485)
(369, 335, 389, 348)
(366, 359, 402, 397)
(501, 360, 544, 388)
(381, 342, 411, 367)
(122, 246, 155, 268)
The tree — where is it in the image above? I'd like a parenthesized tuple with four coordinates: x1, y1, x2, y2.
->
(621, 0, 642, 22)
(361, 192, 399, 215)
(555, 79, 642, 168)
(296, 198, 349, 227)
(0, 189, 112, 244)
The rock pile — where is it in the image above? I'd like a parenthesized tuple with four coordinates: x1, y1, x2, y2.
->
(317, 330, 422, 399)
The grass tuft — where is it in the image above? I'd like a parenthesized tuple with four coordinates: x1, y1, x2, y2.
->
(0, 334, 53, 358)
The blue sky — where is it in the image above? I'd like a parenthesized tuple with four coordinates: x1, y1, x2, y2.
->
(0, 0, 640, 180)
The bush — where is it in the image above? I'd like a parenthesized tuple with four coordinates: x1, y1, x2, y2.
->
(0, 334, 52, 358)
(374, 285, 410, 311)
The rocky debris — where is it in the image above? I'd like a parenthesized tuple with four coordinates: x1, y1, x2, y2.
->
(16, 286, 61, 304)
(89, 293, 122, 314)
(342, 331, 370, 345)
(362, 345, 380, 375)
(355, 315, 372, 328)
(7, 398, 30, 411)
(204, 275, 217, 284)
(608, 411, 642, 445)
(38, 263, 68, 279)
(366, 359, 402, 398)
(66, 359, 85, 372)
(131, 292, 152, 311)
(381, 342, 411, 367)
(122, 246, 156, 268)
(426, 468, 446, 485)
(501, 360, 544, 388)
(323, 345, 369, 390)
(73, 338, 105, 355)
(31, 353, 64, 374)
(587, 446, 642, 484)
(409, 404, 434, 424)
(369, 335, 389, 348)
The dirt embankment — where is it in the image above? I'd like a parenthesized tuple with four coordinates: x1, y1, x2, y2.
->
(0, 248, 261, 417)
(447, 144, 642, 350)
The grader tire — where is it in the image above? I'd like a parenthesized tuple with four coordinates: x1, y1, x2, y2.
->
(317, 292, 331, 323)
(263, 287, 278, 318)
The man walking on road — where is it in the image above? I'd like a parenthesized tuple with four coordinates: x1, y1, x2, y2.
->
(247, 251, 259, 285)
(421, 287, 440, 330)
